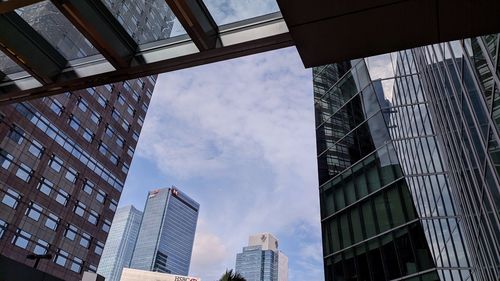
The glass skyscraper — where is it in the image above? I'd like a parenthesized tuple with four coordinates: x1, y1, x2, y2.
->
(97, 205, 143, 281)
(0, 1, 173, 281)
(235, 233, 288, 281)
(130, 187, 199, 275)
(314, 34, 500, 281)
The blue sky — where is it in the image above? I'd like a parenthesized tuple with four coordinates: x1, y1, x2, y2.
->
(118, 46, 323, 281)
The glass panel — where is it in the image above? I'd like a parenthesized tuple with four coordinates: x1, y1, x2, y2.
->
(16, 1, 99, 60)
(203, 0, 279, 26)
(101, 0, 186, 44)
(0, 52, 24, 75)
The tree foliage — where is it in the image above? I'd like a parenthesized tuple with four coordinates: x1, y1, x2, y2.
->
(218, 269, 246, 281)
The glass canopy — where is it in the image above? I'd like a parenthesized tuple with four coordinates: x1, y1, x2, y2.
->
(101, 0, 186, 44)
(16, 1, 100, 60)
(0, 0, 289, 103)
(202, 0, 279, 25)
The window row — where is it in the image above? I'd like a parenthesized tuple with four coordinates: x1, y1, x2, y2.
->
(16, 103, 124, 191)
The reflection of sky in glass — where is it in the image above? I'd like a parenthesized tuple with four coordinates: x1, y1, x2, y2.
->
(203, 0, 279, 26)
(365, 53, 398, 100)
(16, 1, 99, 60)
(101, 0, 186, 44)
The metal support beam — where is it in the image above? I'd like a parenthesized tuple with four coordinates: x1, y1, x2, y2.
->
(51, 0, 137, 69)
(0, 0, 44, 14)
(0, 13, 291, 104)
(165, 0, 219, 51)
(0, 12, 67, 83)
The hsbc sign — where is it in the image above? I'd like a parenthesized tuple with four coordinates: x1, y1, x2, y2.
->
(121, 268, 201, 281)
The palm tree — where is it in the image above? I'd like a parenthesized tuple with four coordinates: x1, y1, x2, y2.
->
(217, 269, 246, 281)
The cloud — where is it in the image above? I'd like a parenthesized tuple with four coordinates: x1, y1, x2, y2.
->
(135, 47, 322, 281)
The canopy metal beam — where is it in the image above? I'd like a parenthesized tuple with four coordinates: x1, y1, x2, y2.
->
(51, 0, 137, 69)
(0, 12, 67, 83)
(165, 0, 219, 51)
(0, 0, 44, 14)
(0, 13, 291, 104)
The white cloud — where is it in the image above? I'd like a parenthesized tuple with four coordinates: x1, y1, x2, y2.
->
(136, 47, 322, 281)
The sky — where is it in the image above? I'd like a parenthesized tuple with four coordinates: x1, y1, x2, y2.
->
(118, 46, 323, 281)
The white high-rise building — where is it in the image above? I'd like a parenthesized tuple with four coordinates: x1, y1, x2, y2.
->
(235, 233, 288, 281)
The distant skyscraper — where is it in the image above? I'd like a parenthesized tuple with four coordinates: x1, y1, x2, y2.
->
(97, 205, 143, 281)
(130, 187, 199, 275)
(0, 1, 174, 280)
(235, 233, 288, 281)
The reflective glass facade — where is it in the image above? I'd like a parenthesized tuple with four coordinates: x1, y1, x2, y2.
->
(0, 2, 168, 280)
(314, 34, 500, 281)
(130, 187, 199, 275)
(97, 205, 143, 281)
(314, 60, 439, 281)
(409, 36, 500, 281)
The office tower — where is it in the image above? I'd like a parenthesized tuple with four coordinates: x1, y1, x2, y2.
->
(235, 233, 288, 281)
(130, 187, 199, 275)
(97, 205, 143, 281)
(0, 2, 174, 281)
(314, 34, 500, 281)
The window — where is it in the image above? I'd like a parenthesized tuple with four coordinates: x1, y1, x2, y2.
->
(70, 257, 83, 273)
(69, 115, 81, 130)
(28, 140, 43, 158)
(37, 178, 53, 196)
(88, 210, 99, 225)
(83, 129, 93, 143)
(12, 229, 31, 249)
(102, 219, 111, 233)
(99, 142, 108, 156)
(127, 146, 134, 157)
(132, 132, 139, 142)
(137, 116, 144, 126)
(90, 112, 101, 124)
(45, 213, 59, 231)
(64, 224, 78, 241)
(80, 232, 91, 248)
(96, 190, 106, 203)
(127, 105, 135, 116)
(109, 199, 117, 212)
(34, 239, 49, 255)
(49, 99, 63, 116)
(117, 94, 126, 105)
(111, 108, 120, 121)
(2, 189, 20, 209)
(55, 189, 69, 206)
(97, 95, 107, 107)
(110, 154, 118, 165)
(54, 249, 69, 267)
(88, 264, 97, 273)
(26, 202, 43, 221)
(95, 241, 104, 256)
(16, 163, 32, 182)
(8, 127, 24, 144)
(83, 180, 94, 195)
(74, 201, 86, 217)
(78, 99, 88, 112)
(122, 164, 129, 174)
(49, 155, 63, 172)
(0, 219, 7, 239)
(104, 84, 113, 92)
(65, 167, 78, 183)
(116, 136, 125, 148)
(121, 119, 130, 131)
(105, 125, 114, 137)
(0, 151, 14, 169)
(87, 87, 96, 95)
